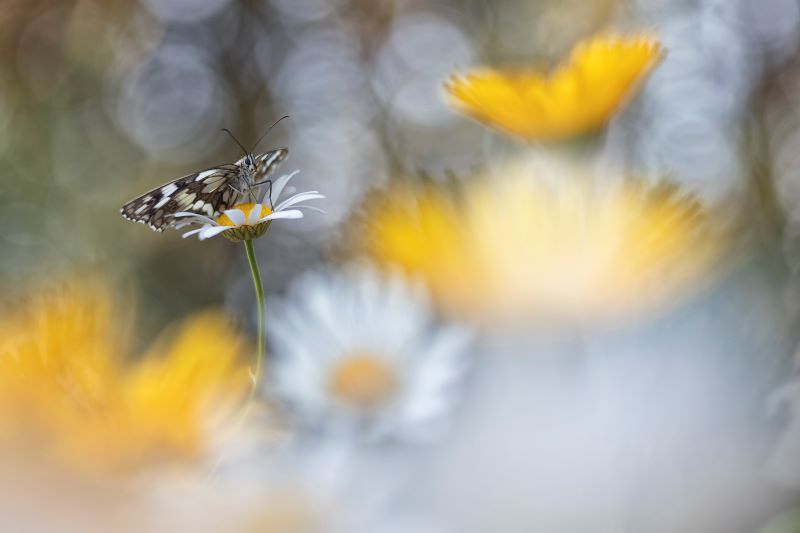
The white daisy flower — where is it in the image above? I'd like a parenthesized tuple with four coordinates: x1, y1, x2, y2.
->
(265, 263, 472, 441)
(174, 170, 324, 242)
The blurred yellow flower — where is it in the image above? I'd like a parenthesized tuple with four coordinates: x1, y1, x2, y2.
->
(445, 33, 663, 141)
(0, 278, 251, 476)
(361, 161, 727, 325)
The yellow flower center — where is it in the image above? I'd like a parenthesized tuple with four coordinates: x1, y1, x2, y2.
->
(216, 203, 273, 226)
(327, 354, 397, 410)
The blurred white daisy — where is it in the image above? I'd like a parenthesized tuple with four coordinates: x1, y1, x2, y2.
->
(174, 170, 324, 241)
(265, 263, 472, 441)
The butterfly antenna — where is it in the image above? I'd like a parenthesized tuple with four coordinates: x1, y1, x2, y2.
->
(251, 115, 289, 153)
(221, 128, 249, 157)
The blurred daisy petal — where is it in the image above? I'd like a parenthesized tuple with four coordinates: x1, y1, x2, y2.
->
(266, 263, 472, 442)
(361, 157, 728, 325)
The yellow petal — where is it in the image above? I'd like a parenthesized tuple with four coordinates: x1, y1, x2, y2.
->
(445, 33, 664, 141)
(0, 278, 252, 476)
(361, 161, 727, 325)
(117, 311, 251, 469)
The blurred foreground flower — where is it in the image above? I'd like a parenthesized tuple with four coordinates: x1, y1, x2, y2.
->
(445, 33, 663, 141)
(0, 278, 251, 475)
(266, 264, 471, 441)
(361, 161, 728, 325)
(176, 170, 324, 242)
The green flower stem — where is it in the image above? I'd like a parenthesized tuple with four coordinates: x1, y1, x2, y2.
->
(243, 238, 265, 402)
(205, 238, 265, 480)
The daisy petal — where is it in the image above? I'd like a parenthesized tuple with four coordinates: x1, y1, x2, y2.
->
(222, 208, 247, 227)
(173, 212, 218, 225)
(275, 192, 325, 212)
(198, 226, 232, 240)
(270, 171, 300, 205)
(259, 209, 304, 222)
(181, 227, 206, 239)
(247, 204, 263, 225)
(265, 264, 471, 442)
(174, 212, 201, 219)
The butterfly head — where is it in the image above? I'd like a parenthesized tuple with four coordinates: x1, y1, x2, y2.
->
(237, 153, 257, 174)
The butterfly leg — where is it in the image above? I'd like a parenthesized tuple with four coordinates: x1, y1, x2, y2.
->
(251, 178, 274, 210)
(228, 183, 258, 204)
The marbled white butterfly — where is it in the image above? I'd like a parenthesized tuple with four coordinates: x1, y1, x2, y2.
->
(121, 124, 288, 232)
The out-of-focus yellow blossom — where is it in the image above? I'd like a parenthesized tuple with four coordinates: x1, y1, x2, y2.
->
(445, 33, 663, 141)
(0, 278, 251, 476)
(361, 162, 727, 325)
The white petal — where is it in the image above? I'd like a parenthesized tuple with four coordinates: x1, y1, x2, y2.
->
(263, 263, 470, 441)
(275, 192, 325, 212)
(222, 208, 246, 227)
(270, 170, 300, 204)
(181, 227, 206, 239)
(198, 226, 231, 240)
(247, 204, 263, 225)
(173, 212, 218, 225)
(259, 209, 304, 222)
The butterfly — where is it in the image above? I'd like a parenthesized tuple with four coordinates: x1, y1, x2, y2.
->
(121, 122, 289, 232)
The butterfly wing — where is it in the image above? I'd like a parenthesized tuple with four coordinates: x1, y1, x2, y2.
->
(252, 148, 289, 184)
(120, 165, 241, 232)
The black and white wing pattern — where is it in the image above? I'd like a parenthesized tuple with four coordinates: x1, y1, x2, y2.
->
(252, 149, 288, 183)
(121, 148, 289, 232)
(120, 165, 241, 232)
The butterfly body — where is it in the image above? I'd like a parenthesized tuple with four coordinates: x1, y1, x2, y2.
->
(121, 149, 288, 232)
